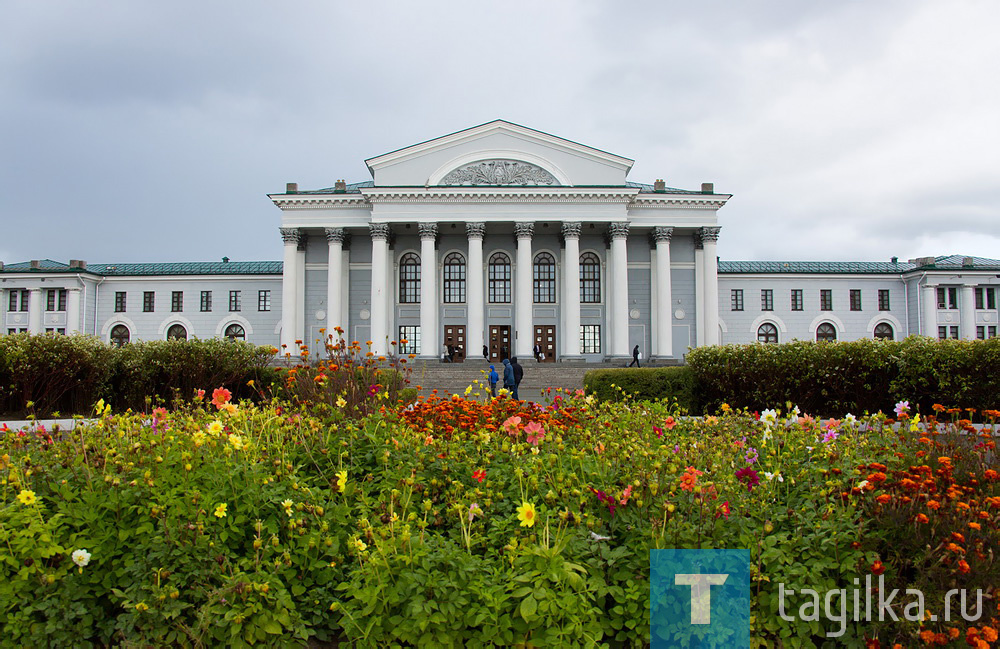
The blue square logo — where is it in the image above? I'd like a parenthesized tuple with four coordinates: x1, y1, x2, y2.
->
(650, 549, 752, 648)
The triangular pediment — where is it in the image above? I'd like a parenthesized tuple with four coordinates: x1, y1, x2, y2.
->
(364, 120, 635, 187)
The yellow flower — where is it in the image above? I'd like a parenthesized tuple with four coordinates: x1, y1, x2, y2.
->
(516, 502, 538, 528)
(214, 503, 228, 518)
(282, 499, 294, 515)
(336, 396, 347, 408)
(207, 421, 224, 435)
(134, 602, 149, 612)
(229, 434, 244, 450)
(16, 489, 36, 506)
(337, 470, 348, 493)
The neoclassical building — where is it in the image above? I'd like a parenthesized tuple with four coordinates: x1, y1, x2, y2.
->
(2, 121, 999, 359)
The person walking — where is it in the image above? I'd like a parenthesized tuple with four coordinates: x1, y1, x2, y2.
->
(502, 358, 515, 397)
(510, 356, 524, 400)
(488, 364, 499, 397)
(628, 344, 641, 368)
(447, 344, 456, 363)
(533, 342, 543, 362)
(482, 344, 489, 361)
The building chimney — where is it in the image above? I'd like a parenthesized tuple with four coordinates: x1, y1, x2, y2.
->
(334, 179, 347, 193)
(701, 182, 714, 194)
(286, 182, 298, 194)
(0, 262, 4, 271)
(890, 256, 898, 264)
(963, 256, 975, 267)
(222, 256, 230, 263)
(30, 260, 40, 269)
(69, 259, 87, 269)
(653, 179, 666, 192)
(916, 256, 936, 267)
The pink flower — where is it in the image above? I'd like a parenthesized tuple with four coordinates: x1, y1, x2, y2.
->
(894, 401, 909, 417)
(502, 416, 522, 437)
(620, 485, 633, 506)
(524, 421, 546, 445)
(211, 388, 231, 409)
(735, 467, 760, 491)
(653, 425, 663, 439)
(664, 416, 677, 430)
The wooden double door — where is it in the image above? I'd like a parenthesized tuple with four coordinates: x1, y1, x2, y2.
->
(534, 325, 556, 362)
(443, 325, 466, 363)
(488, 325, 511, 361)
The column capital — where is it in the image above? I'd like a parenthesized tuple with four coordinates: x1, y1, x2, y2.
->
(561, 221, 582, 238)
(324, 227, 347, 244)
(608, 222, 630, 240)
(466, 222, 486, 239)
(279, 227, 302, 245)
(652, 226, 674, 243)
(369, 223, 391, 241)
(514, 222, 535, 239)
(700, 226, 721, 243)
(418, 223, 439, 240)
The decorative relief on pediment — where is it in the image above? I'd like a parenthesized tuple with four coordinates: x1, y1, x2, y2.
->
(439, 160, 559, 186)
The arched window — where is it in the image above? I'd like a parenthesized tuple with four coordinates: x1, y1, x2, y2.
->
(874, 322, 894, 340)
(488, 252, 511, 303)
(580, 252, 601, 303)
(533, 252, 556, 303)
(225, 323, 246, 341)
(757, 322, 778, 344)
(443, 252, 466, 303)
(110, 324, 130, 347)
(399, 253, 420, 303)
(816, 322, 837, 342)
(167, 324, 188, 341)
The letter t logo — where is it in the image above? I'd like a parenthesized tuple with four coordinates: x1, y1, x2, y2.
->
(675, 574, 729, 624)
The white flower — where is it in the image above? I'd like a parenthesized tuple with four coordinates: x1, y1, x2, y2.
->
(844, 413, 857, 426)
(857, 480, 869, 490)
(789, 405, 800, 419)
(761, 409, 777, 426)
(72, 549, 91, 568)
(589, 532, 611, 542)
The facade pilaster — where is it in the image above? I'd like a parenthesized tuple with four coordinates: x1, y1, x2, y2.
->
(701, 226, 721, 346)
(653, 226, 674, 357)
(296, 235, 307, 348)
(28, 288, 43, 334)
(279, 227, 302, 355)
(960, 284, 976, 340)
(561, 222, 582, 359)
(324, 228, 346, 339)
(369, 223, 391, 355)
(66, 287, 82, 334)
(418, 223, 439, 359)
(609, 222, 630, 357)
(694, 232, 705, 346)
(922, 284, 938, 337)
(514, 222, 535, 357)
(466, 222, 486, 362)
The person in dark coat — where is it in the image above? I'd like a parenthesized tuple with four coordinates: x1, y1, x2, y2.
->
(488, 364, 499, 397)
(510, 356, 524, 400)
(628, 344, 641, 368)
(447, 344, 456, 363)
(482, 345, 489, 361)
(533, 343, 543, 362)
(501, 358, 515, 396)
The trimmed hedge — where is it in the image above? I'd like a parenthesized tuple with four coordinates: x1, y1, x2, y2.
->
(0, 333, 278, 416)
(582, 366, 698, 411)
(585, 337, 1000, 417)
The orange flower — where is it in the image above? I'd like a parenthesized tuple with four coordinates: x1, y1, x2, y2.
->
(915, 513, 930, 523)
(926, 500, 941, 510)
(945, 543, 965, 554)
(968, 522, 981, 530)
(876, 494, 891, 504)
(211, 387, 232, 409)
(871, 560, 885, 575)
(919, 629, 935, 643)
(948, 627, 960, 639)
(680, 467, 703, 492)
(951, 532, 965, 544)
(983, 627, 998, 643)
(957, 559, 971, 574)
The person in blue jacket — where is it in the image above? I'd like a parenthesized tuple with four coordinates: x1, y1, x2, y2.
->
(501, 358, 515, 397)
(488, 364, 499, 397)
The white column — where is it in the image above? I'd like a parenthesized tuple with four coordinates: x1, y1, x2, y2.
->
(922, 284, 938, 337)
(28, 288, 43, 334)
(296, 238, 306, 347)
(562, 222, 582, 358)
(701, 227, 721, 346)
(514, 222, 535, 357)
(609, 222, 630, 357)
(324, 228, 346, 338)
(694, 234, 705, 347)
(653, 226, 674, 357)
(418, 223, 439, 359)
(279, 228, 301, 355)
(369, 223, 390, 355)
(66, 288, 82, 334)
(960, 284, 976, 340)
(466, 223, 486, 362)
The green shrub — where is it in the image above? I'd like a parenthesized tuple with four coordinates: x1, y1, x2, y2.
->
(890, 336, 1000, 414)
(583, 366, 697, 411)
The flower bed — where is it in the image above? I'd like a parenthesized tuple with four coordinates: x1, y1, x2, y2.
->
(1, 391, 997, 646)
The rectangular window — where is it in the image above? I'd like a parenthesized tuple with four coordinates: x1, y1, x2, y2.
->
(731, 289, 743, 311)
(878, 289, 890, 311)
(941, 325, 959, 339)
(580, 325, 601, 354)
(974, 287, 996, 310)
(7, 291, 15, 312)
(46, 290, 56, 312)
(990, 326, 998, 339)
(951, 326, 959, 339)
(229, 290, 241, 312)
(820, 289, 833, 311)
(143, 291, 155, 312)
(760, 289, 773, 311)
(171, 291, 183, 312)
(200, 291, 212, 312)
(57, 289, 67, 311)
(937, 287, 958, 309)
(533, 256, 556, 303)
(850, 289, 862, 311)
(19, 290, 28, 312)
(442, 257, 466, 304)
(398, 325, 420, 354)
(115, 292, 127, 313)
(978, 326, 986, 340)
(258, 290, 271, 312)
(791, 289, 803, 311)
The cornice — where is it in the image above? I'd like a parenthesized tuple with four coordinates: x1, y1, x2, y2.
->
(270, 196, 369, 210)
(362, 187, 639, 203)
(630, 195, 730, 208)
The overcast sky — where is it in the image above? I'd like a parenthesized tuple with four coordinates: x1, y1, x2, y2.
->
(2, 0, 998, 265)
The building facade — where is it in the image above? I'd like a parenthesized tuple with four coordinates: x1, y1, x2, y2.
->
(2, 121, 998, 358)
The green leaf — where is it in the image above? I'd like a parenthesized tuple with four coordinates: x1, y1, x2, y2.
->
(520, 595, 537, 621)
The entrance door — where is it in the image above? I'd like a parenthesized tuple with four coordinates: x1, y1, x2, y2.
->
(534, 325, 556, 362)
(443, 325, 466, 363)
(488, 325, 511, 361)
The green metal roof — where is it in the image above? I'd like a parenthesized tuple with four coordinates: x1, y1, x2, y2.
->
(915, 255, 1000, 270)
(719, 260, 915, 274)
(1, 261, 282, 276)
(292, 180, 705, 195)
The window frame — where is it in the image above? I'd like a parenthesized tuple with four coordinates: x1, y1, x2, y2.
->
(229, 290, 241, 312)
(580, 252, 601, 304)
(258, 290, 271, 312)
(532, 252, 556, 304)
(850, 289, 862, 311)
(820, 289, 833, 311)
(760, 289, 773, 312)
(110, 324, 130, 347)
(224, 323, 246, 341)
(200, 291, 212, 312)
(442, 252, 466, 304)
(731, 289, 744, 311)
(790, 289, 803, 311)
(115, 291, 127, 313)
(874, 322, 894, 340)
(878, 289, 890, 311)
(757, 322, 778, 344)
(143, 291, 155, 313)
(816, 322, 837, 342)
(398, 252, 421, 304)
(398, 325, 420, 355)
(580, 324, 601, 354)
(171, 291, 183, 313)
(166, 324, 188, 341)
(488, 252, 512, 304)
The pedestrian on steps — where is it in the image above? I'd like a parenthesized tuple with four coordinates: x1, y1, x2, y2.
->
(502, 358, 515, 397)
(488, 364, 499, 397)
(510, 356, 524, 400)
(628, 344, 641, 368)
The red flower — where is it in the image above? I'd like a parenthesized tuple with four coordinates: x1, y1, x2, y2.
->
(715, 501, 730, 520)
(871, 560, 885, 575)
(211, 387, 232, 409)
(472, 469, 486, 483)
